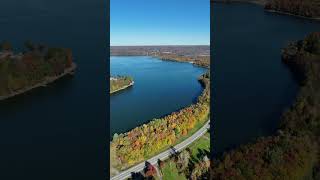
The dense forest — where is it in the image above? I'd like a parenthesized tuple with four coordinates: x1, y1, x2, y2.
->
(0, 41, 74, 98)
(211, 32, 320, 179)
(110, 76, 134, 93)
(265, 0, 320, 18)
(110, 72, 210, 170)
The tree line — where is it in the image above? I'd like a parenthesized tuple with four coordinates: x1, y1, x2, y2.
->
(265, 0, 320, 18)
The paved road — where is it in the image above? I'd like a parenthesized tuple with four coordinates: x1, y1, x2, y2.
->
(111, 120, 210, 180)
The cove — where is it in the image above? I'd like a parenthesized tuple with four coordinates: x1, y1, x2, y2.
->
(213, 3, 320, 154)
(110, 56, 206, 136)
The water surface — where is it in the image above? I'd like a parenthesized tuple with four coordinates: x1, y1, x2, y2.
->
(110, 56, 206, 136)
(0, 1, 107, 179)
(213, 3, 320, 154)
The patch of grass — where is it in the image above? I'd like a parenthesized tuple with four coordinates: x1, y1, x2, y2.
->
(160, 132, 210, 179)
(161, 161, 187, 180)
(188, 132, 210, 163)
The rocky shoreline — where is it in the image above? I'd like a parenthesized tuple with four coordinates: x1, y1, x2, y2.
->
(0, 63, 77, 101)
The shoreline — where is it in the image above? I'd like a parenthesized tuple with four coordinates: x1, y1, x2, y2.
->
(213, 0, 320, 21)
(110, 56, 209, 138)
(111, 55, 210, 69)
(110, 81, 134, 94)
(0, 63, 77, 101)
(265, 9, 320, 21)
(110, 70, 210, 173)
(110, 77, 207, 139)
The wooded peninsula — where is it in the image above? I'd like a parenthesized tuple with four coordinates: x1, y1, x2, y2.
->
(0, 41, 76, 100)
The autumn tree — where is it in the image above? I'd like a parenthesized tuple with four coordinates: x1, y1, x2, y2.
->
(144, 162, 157, 178)
(176, 150, 190, 172)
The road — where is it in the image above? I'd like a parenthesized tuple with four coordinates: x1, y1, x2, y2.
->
(111, 120, 210, 180)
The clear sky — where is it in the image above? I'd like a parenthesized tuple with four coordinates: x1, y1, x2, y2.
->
(110, 0, 210, 46)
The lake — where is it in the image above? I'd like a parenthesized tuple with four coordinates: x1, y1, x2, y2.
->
(110, 56, 207, 136)
(0, 0, 107, 179)
(212, 3, 320, 154)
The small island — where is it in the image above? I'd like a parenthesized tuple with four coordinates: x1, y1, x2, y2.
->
(110, 76, 134, 94)
(0, 41, 76, 101)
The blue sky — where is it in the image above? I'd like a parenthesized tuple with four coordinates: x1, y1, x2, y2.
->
(111, 0, 210, 46)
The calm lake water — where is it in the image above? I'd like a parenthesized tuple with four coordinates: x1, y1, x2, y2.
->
(110, 56, 206, 136)
(0, 1, 107, 179)
(213, 3, 320, 154)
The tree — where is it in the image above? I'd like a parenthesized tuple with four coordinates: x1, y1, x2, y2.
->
(113, 133, 119, 141)
(176, 150, 190, 171)
(158, 159, 164, 169)
(144, 162, 157, 178)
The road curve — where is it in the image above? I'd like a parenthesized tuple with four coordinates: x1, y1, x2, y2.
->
(111, 120, 210, 180)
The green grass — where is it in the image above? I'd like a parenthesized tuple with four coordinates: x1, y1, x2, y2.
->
(161, 161, 187, 180)
(188, 132, 210, 163)
(160, 132, 210, 179)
